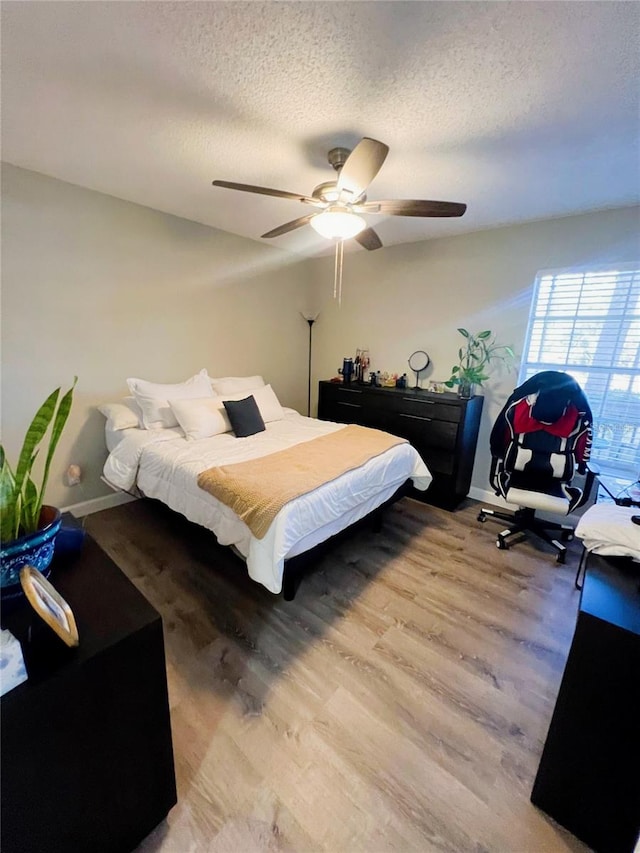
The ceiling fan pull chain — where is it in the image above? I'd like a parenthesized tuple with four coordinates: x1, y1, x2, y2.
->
(332, 239, 345, 304)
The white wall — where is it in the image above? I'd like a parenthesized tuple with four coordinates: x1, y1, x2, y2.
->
(306, 207, 640, 496)
(1, 165, 311, 510)
(4, 163, 637, 514)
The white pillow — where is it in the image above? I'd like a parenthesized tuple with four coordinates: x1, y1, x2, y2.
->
(169, 385, 284, 441)
(169, 397, 231, 441)
(98, 397, 143, 431)
(127, 369, 213, 429)
(249, 384, 284, 424)
(210, 375, 265, 396)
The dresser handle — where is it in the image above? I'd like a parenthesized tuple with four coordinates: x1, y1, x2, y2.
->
(338, 401, 362, 408)
(337, 388, 363, 394)
(402, 397, 435, 404)
(399, 413, 432, 422)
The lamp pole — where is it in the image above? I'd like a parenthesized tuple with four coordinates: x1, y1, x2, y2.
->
(301, 313, 319, 417)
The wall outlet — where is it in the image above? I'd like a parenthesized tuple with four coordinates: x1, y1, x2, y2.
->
(66, 464, 82, 486)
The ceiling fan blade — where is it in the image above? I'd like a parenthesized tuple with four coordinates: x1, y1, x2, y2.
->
(261, 214, 316, 239)
(212, 180, 319, 205)
(357, 199, 467, 217)
(354, 227, 383, 251)
(336, 138, 389, 199)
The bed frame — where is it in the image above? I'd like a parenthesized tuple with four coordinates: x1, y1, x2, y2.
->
(280, 479, 412, 600)
(140, 479, 412, 601)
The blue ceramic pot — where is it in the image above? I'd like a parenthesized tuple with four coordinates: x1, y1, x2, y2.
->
(0, 506, 62, 599)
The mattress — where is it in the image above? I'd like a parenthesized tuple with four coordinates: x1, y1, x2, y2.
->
(103, 410, 432, 593)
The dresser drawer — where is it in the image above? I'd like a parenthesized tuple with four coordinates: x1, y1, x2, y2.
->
(318, 384, 364, 423)
(319, 384, 365, 401)
(320, 387, 387, 428)
(418, 447, 455, 477)
(389, 395, 461, 423)
(320, 400, 362, 424)
(392, 413, 458, 451)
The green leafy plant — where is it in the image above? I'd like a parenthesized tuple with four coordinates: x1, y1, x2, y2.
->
(445, 329, 515, 389)
(0, 378, 77, 543)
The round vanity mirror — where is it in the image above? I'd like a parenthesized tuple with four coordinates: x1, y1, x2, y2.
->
(408, 350, 430, 389)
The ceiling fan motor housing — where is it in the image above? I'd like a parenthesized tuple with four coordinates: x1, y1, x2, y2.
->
(312, 181, 363, 204)
(312, 181, 339, 202)
(327, 147, 351, 171)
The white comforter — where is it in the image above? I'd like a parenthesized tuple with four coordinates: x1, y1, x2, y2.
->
(103, 410, 432, 593)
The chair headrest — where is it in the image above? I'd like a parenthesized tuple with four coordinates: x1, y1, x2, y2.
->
(519, 371, 587, 424)
(530, 390, 570, 424)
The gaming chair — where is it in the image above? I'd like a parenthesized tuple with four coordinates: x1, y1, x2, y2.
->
(478, 370, 595, 563)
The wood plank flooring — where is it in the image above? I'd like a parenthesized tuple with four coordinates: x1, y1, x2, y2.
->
(84, 497, 591, 853)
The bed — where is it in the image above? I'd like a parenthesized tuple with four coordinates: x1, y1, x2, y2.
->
(100, 375, 432, 598)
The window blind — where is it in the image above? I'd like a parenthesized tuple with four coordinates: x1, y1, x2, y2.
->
(520, 265, 640, 478)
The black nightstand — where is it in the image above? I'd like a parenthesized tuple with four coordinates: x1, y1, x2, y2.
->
(531, 555, 640, 853)
(1, 534, 177, 853)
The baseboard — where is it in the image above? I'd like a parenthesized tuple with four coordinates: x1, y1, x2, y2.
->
(61, 491, 137, 518)
(61, 484, 580, 521)
(467, 486, 512, 508)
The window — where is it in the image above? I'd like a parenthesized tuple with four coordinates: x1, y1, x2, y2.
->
(520, 265, 640, 479)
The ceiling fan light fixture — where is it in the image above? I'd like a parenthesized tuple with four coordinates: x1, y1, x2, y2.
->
(310, 206, 366, 240)
(212, 137, 466, 251)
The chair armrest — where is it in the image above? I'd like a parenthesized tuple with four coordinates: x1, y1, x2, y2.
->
(575, 464, 597, 509)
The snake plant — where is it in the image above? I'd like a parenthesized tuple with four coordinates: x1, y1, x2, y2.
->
(0, 378, 76, 543)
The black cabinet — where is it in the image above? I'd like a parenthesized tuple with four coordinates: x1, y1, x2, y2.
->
(1, 536, 177, 853)
(317, 380, 483, 509)
(531, 556, 640, 853)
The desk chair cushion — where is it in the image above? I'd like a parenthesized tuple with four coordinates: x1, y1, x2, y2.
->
(505, 484, 581, 515)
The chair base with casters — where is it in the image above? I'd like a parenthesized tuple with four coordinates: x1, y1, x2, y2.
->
(478, 506, 575, 563)
(479, 467, 596, 564)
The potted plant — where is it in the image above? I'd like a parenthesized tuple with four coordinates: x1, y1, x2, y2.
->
(445, 329, 515, 398)
(0, 378, 76, 597)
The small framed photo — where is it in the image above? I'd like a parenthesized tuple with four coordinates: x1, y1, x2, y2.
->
(20, 567, 79, 648)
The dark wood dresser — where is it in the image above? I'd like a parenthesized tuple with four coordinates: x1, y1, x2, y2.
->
(317, 380, 483, 509)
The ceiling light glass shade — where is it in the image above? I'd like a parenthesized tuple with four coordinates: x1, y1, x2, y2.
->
(310, 206, 366, 239)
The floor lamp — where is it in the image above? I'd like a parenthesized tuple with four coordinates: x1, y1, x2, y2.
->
(301, 313, 319, 416)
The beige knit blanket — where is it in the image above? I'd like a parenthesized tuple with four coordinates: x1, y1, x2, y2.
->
(197, 425, 407, 539)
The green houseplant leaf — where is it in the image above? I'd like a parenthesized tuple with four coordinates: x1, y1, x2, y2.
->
(0, 449, 18, 543)
(13, 388, 60, 502)
(35, 378, 77, 526)
(446, 330, 515, 391)
(0, 377, 76, 543)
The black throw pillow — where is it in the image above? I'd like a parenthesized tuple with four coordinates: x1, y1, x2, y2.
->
(223, 395, 266, 438)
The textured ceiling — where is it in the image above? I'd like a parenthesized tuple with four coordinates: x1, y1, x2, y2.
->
(2, 1, 639, 256)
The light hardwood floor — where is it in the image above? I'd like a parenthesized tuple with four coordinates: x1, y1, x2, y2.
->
(85, 497, 591, 853)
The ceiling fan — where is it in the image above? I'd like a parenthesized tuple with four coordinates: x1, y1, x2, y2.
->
(212, 137, 466, 251)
